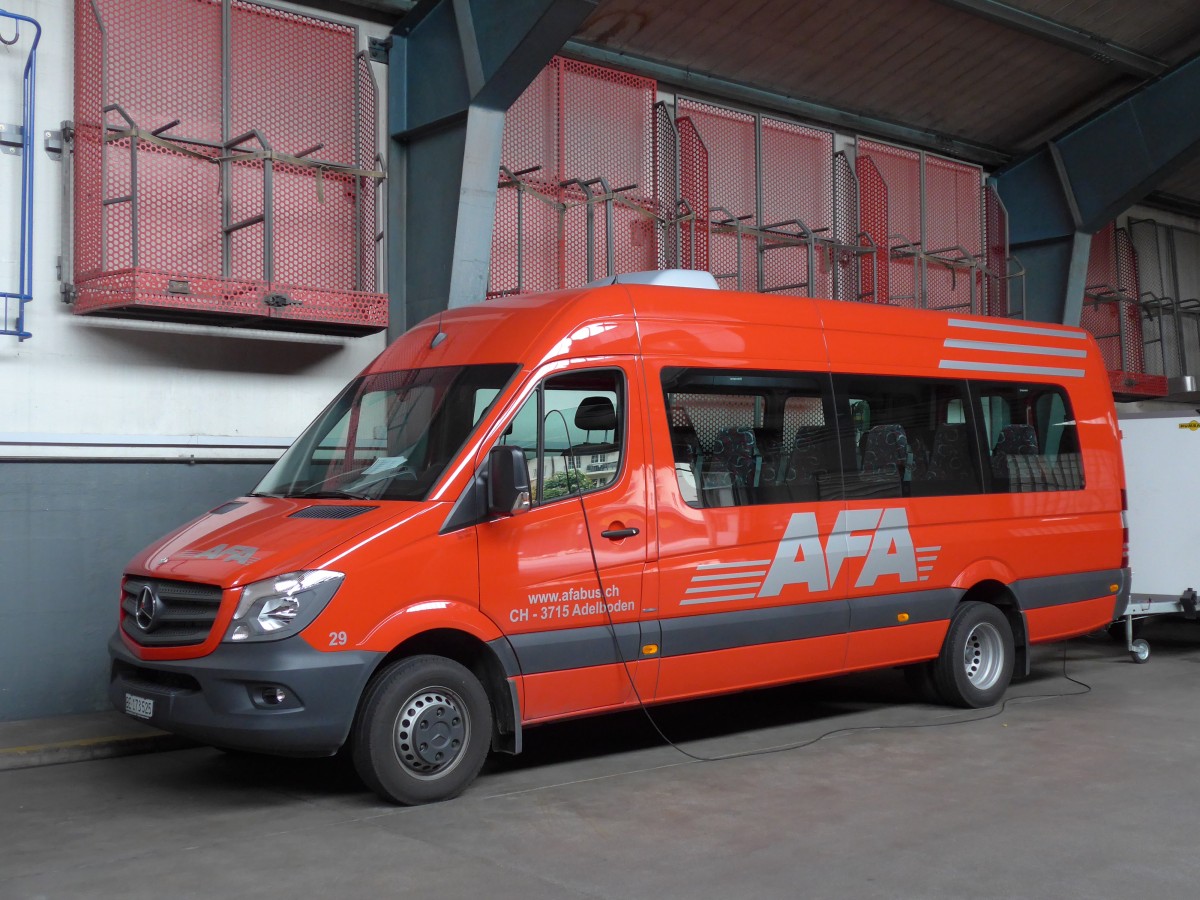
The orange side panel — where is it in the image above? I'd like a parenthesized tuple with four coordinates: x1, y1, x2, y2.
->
(844, 621, 949, 671)
(520, 661, 657, 723)
(1025, 595, 1117, 643)
(655, 634, 846, 703)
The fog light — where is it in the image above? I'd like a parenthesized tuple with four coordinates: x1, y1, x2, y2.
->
(262, 687, 287, 705)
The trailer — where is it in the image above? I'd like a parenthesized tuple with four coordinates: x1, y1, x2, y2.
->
(1116, 400, 1200, 662)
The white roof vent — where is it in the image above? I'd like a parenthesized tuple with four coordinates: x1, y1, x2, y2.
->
(585, 269, 720, 290)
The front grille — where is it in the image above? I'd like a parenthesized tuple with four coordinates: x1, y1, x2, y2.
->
(121, 577, 224, 647)
(112, 659, 200, 693)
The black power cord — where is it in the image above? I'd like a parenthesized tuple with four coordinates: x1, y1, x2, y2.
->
(552, 410, 1093, 764)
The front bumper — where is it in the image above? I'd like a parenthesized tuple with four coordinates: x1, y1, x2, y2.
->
(108, 632, 383, 757)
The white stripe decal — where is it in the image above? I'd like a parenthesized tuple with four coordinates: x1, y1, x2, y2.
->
(948, 318, 1088, 340)
(939, 360, 1085, 378)
(697, 560, 772, 570)
(690, 571, 769, 582)
(916, 546, 942, 552)
(685, 582, 763, 594)
(943, 339, 1087, 359)
(680, 592, 759, 606)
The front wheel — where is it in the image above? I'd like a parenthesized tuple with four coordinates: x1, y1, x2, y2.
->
(351, 655, 492, 805)
(933, 602, 1015, 708)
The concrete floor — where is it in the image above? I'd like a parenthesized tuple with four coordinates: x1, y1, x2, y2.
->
(4, 625, 1200, 900)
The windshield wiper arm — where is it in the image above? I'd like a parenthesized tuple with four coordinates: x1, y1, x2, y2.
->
(295, 489, 371, 500)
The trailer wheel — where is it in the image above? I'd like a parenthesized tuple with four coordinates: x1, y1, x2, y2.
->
(352, 655, 492, 805)
(933, 602, 1014, 708)
(1129, 639, 1151, 664)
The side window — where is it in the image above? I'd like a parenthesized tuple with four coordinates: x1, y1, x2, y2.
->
(662, 367, 838, 508)
(499, 370, 624, 505)
(974, 382, 1083, 492)
(832, 375, 981, 499)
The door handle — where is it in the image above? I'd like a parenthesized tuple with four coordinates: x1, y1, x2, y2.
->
(600, 527, 640, 540)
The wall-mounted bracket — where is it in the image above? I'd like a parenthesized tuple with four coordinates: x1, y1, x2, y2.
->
(368, 36, 390, 64)
(0, 123, 22, 156)
(43, 128, 63, 160)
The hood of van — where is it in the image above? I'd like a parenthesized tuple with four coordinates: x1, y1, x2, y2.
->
(126, 496, 418, 587)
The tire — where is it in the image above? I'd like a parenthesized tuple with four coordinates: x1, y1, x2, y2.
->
(902, 661, 944, 704)
(932, 602, 1015, 708)
(351, 655, 492, 805)
(1130, 638, 1151, 664)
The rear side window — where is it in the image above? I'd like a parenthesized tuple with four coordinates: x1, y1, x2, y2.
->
(974, 383, 1083, 492)
(831, 375, 981, 499)
(662, 368, 839, 508)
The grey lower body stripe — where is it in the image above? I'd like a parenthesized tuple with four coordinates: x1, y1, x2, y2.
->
(1014, 569, 1125, 610)
(509, 587, 963, 676)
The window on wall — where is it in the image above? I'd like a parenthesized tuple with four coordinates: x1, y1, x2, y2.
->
(973, 382, 1084, 492)
(497, 370, 624, 504)
(663, 368, 841, 508)
(831, 375, 981, 499)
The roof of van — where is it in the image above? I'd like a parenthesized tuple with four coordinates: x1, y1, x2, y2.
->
(368, 283, 1099, 388)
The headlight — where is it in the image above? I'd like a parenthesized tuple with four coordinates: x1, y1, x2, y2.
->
(223, 570, 344, 643)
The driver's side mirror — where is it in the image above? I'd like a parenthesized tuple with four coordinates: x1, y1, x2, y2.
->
(487, 446, 532, 517)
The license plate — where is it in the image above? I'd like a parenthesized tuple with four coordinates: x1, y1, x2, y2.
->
(124, 693, 154, 720)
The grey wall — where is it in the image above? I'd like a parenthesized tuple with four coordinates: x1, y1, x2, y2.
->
(0, 461, 270, 721)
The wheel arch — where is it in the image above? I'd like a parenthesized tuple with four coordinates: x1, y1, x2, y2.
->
(362, 627, 522, 756)
(956, 579, 1030, 679)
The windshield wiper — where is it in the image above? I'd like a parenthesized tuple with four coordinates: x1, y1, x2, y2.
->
(295, 489, 372, 500)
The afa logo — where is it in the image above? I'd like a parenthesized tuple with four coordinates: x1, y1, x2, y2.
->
(683, 508, 939, 606)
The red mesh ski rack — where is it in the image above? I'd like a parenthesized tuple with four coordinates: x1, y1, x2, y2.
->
(677, 116, 710, 273)
(488, 57, 657, 297)
(677, 98, 758, 292)
(71, 0, 385, 336)
(1084, 223, 1165, 398)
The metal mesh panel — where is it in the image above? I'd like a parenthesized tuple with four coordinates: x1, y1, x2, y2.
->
(855, 155, 888, 305)
(677, 116, 710, 272)
(677, 98, 757, 292)
(74, 1, 106, 281)
(858, 140, 921, 253)
(983, 185, 1009, 317)
(72, 0, 385, 334)
(1083, 223, 1163, 396)
(490, 57, 656, 296)
(561, 59, 654, 201)
(1130, 219, 1182, 377)
(355, 52, 380, 292)
(104, 0, 223, 144)
(923, 154, 982, 312)
(670, 393, 759, 451)
(830, 151, 863, 303)
(653, 101, 679, 269)
(230, 1, 355, 163)
(759, 117, 834, 298)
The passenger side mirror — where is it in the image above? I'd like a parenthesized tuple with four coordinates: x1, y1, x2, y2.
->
(487, 446, 532, 517)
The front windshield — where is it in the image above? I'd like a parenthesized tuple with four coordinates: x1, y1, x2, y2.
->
(255, 363, 519, 501)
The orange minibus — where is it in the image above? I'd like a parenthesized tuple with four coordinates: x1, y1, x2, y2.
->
(110, 271, 1128, 804)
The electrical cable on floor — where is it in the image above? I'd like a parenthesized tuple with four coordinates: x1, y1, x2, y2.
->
(556, 421, 1093, 765)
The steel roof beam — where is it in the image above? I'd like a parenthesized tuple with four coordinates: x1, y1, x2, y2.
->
(387, 0, 596, 338)
(932, 0, 1166, 78)
(994, 52, 1200, 325)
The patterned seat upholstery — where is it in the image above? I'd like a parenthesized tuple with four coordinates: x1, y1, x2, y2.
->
(713, 425, 759, 488)
(861, 424, 908, 476)
(991, 424, 1038, 478)
(925, 423, 972, 481)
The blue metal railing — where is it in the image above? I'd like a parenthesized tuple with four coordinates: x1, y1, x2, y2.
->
(0, 9, 41, 341)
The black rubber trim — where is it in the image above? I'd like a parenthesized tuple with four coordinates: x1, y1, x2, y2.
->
(660, 599, 848, 657)
(847, 589, 961, 632)
(1013, 569, 1125, 610)
(506, 623, 642, 675)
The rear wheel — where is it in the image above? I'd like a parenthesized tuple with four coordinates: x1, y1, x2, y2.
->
(352, 655, 492, 805)
(933, 602, 1014, 708)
